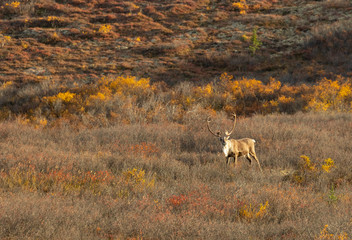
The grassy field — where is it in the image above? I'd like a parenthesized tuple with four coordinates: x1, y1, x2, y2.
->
(0, 112, 351, 239)
(1, 0, 352, 239)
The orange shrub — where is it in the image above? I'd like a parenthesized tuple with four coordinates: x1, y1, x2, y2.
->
(238, 201, 269, 222)
(306, 76, 352, 111)
(108, 75, 151, 96)
(0, 1, 21, 17)
(233, 0, 248, 15)
(317, 225, 349, 240)
(130, 142, 160, 158)
(167, 194, 188, 208)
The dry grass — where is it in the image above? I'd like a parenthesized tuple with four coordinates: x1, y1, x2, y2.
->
(0, 112, 351, 239)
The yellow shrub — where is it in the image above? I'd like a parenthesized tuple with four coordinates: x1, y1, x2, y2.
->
(231, 77, 264, 98)
(195, 83, 213, 98)
(43, 91, 76, 105)
(57, 91, 76, 103)
(269, 100, 279, 107)
(263, 77, 281, 95)
(47, 16, 60, 21)
(317, 225, 349, 240)
(95, 92, 107, 101)
(241, 34, 249, 42)
(278, 95, 294, 104)
(262, 100, 279, 113)
(0, 81, 13, 89)
(123, 168, 155, 191)
(233, 0, 248, 14)
(239, 201, 269, 222)
(293, 155, 338, 185)
(86, 90, 110, 106)
(220, 72, 233, 84)
(338, 84, 352, 99)
(0, 34, 12, 47)
(322, 158, 335, 173)
(255, 201, 269, 218)
(37, 118, 48, 128)
(6, 1, 20, 8)
(185, 96, 195, 107)
(307, 77, 352, 111)
(109, 75, 151, 95)
(123, 168, 145, 185)
(98, 24, 112, 34)
(301, 155, 316, 171)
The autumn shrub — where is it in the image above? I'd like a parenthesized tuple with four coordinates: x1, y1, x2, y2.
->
(306, 76, 352, 112)
(98, 24, 112, 34)
(0, 34, 12, 47)
(0, 1, 21, 18)
(237, 200, 269, 222)
(286, 152, 349, 196)
(232, 0, 248, 15)
(317, 225, 349, 240)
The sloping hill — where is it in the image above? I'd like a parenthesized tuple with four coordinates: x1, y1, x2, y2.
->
(1, 0, 352, 86)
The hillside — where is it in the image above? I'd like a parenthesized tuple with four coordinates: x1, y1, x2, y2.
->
(1, 0, 352, 86)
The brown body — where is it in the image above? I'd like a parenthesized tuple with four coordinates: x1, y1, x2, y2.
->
(223, 138, 262, 171)
(207, 114, 262, 171)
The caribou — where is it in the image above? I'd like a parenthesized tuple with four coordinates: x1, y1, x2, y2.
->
(207, 113, 262, 171)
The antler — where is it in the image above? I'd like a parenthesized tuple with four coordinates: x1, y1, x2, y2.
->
(225, 113, 236, 136)
(207, 117, 220, 137)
